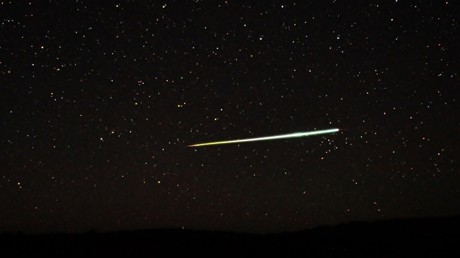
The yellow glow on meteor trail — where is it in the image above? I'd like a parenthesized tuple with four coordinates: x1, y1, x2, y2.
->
(188, 128, 339, 147)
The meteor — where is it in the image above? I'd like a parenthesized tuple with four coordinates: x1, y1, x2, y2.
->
(187, 128, 339, 147)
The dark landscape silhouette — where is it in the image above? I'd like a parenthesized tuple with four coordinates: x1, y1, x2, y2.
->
(1, 215, 459, 257)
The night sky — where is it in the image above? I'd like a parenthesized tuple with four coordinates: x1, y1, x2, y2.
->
(1, 1, 458, 234)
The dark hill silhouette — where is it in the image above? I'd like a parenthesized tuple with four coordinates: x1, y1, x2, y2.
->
(1, 216, 459, 257)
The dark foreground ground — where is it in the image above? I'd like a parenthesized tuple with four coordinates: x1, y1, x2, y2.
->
(1, 216, 459, 257)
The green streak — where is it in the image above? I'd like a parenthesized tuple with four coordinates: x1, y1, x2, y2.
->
(188, 128, 339, 147)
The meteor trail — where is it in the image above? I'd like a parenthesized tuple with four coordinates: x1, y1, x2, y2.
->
(187, 128, 339, 147)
